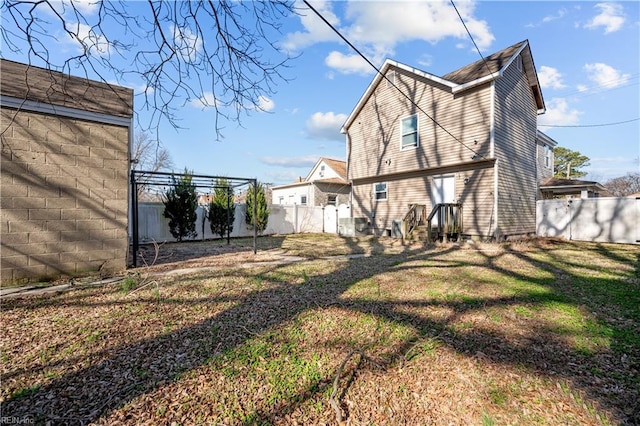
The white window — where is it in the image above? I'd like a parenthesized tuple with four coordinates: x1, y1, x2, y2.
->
(544, 145, 552, 168)
(386, 71, 396, 88)
(319, 165, 325, 177)
(401, 114, 418, 149)
(374, 183, 387, 201)
(327, 194, 337, 206)
(300, 195, 307, 205)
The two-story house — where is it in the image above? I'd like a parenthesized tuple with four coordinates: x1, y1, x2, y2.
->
(271, 157, 350, 207)
(341, 40, 554, 240)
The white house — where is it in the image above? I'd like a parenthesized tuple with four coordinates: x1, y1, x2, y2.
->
(271, 158, 350, 206)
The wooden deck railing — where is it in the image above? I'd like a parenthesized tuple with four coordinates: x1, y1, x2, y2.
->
(402, 204, 427, 238)
(427, 203, 463, 242)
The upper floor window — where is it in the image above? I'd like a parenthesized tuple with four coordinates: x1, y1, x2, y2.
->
(319, 165, 325, 177)
(401, 114, 418, 149)
(544, 145, 552, 168)
(374, 182, 388, 201)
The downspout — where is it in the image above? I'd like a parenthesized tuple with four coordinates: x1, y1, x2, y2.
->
(490, 81, 499, 240)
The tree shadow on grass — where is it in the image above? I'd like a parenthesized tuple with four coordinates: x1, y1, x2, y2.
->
(2, 240, 638, 424)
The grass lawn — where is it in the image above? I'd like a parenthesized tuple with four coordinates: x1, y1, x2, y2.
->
(1, 234, 639, 425)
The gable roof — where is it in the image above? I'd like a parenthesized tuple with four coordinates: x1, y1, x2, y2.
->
(314, 157, 347, 181)
(443, 41, 525, 84)
(341, 40, 544, 133)
(272, 157, 348, 190)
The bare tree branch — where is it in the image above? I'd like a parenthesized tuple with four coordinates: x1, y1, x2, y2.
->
(1, 0, 297, 136)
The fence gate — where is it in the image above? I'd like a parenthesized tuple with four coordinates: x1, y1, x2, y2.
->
(324, 205, 338, 233)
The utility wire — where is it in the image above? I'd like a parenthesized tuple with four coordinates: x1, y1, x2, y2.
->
(301, 0, 487, 160)
(450, 0, 494, 81)
(539, 117, 640, 128)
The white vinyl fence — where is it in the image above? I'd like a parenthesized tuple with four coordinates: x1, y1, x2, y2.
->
(536, 197, 639, 244)
(132, 203, 351, 243)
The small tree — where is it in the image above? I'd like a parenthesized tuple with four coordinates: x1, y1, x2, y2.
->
(208, 178, 235, 238)
(554, 147, 590, 179)
(603, 172, 640, 197)
(246, 181, 269, 234)
(163, 169, 198, 241)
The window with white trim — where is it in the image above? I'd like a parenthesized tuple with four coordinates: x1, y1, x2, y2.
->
(300, 195, 307, 205)
(400, 114, 418, 149)
(544, 145, 551, 168)
(374, 183, 388, 201)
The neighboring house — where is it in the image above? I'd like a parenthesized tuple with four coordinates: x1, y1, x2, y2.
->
(539, 178, 610, 199)
(536, 130, 556, 190)
(1, 59, 133, 284)
(271, 158, 350, 207)
(342, 40, 549, 240)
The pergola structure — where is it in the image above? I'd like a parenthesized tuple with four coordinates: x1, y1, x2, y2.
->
(130, 170, 257, 267)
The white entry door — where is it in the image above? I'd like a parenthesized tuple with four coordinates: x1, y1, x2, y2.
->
(431, 175, 456, 225)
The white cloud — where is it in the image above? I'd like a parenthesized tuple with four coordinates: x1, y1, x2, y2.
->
(280, 0, 342, 53)
(576, 84, 589, 92)
(44, 0, 99, 16)
(325, 51, 371, 75)
(584, 62, 630, 88)
(189, 92, 218, 109)
(171, 25, 202, 62)
(305, 111, 348, 140)
(417, 54, 433, 68)
(284, 0, 494, 74)
(257, 96, 275, 112)
(538, 98, 581, 127)
(542, 8, 567, 23)
(66, 22, 111, 56)
(261, 155, 319, 168)
(584, 3, 625, 34)
(538, 66, 566, 90)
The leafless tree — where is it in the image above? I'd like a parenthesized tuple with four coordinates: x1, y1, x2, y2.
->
(131, 131, 173, 173)
(131, 131, 174, 199)
(603, 172, 640, 197)
(1, 0, 297, 135)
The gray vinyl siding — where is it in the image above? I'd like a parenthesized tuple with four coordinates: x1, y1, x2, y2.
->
(351, 163, 495, 238)
(536, 141, 554, 181)
(493, 55, 539, 237)
(346, 66, 492, 182)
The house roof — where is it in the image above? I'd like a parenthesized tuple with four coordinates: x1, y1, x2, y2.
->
(317, 157, 347, 180)
(272, 157, 348, 190)
(536, 130, 558, 147)
(341, 40, 545, 133)
(539, 177, 608, 195)
(443, 41, 525, 84)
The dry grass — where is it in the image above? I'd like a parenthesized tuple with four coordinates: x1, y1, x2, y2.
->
(1, 234, 639, 425)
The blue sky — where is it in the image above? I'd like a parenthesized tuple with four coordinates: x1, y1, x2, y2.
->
(2, 1, 638, 185)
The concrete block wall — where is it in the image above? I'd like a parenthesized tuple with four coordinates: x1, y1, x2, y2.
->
(1, 109, 129, 284)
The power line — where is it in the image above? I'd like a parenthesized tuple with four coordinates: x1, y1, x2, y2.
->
(301, 0, 486, 160)
(539, 117, 640, 128)
(450, 0, 494, 81)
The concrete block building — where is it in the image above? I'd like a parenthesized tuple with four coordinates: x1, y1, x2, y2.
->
(1, 59, 133, 284)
